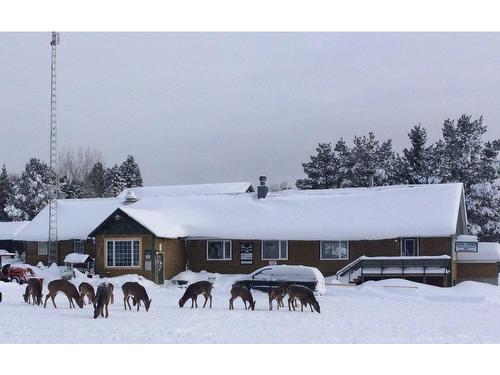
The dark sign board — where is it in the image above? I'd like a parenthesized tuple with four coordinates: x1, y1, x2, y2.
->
(240, 242, 253, 265)
(455, 241, 478, 253)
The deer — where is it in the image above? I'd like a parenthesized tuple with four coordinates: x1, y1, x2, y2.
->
(179, 281, 213, 308)
(268, 283, 287, 311)
(122, 282, 151, 311)
(287, 284, 320, 313)
(229, 285, 256, 310)
(79, 282, 96, 305)
(44, 279, 84, 309)
(93, 282, 114, 319)
(23, 278, 43, 306)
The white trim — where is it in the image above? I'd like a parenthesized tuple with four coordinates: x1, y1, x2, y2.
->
(320, 240, 349, 260)
(401, 237, 419, 256)
(73, 239, 85, 254)
(206, 240, 232, 261)
(261, 240, 288, 260)
(105, 237, 142, 269)
(37, 241, 48, 256)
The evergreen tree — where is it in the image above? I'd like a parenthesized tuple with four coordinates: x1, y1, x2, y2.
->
(296, 143, 336, 189)
(60, 176, 83, 199)
(348, 133, 396, 187)
(4, 158, 53, 220)
(104, 164, 126, 197)
(398, 125, 435, 184)
(86, 162, 106, 197)
(0, 164, 13, 221)
(119, 155, 143, 188)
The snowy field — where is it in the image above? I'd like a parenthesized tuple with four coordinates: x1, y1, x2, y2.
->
(1, 267, 500, 343)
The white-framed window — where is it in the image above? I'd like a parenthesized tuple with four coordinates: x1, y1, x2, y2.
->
(320, 241, 349, 260)
(37, 242, 48, 255)
(261, 240, 288, 260)
(206, 240, 232, 261)
(73, 240, 85, 254)
(401, 238, 419, 256)
(106, 239, 141, 268)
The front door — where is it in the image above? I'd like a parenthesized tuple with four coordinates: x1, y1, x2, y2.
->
(402, 238, 418, 256)
(155, 253, 164, 284)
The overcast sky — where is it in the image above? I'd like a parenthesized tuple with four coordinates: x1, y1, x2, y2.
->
(1, 33, 499, 186)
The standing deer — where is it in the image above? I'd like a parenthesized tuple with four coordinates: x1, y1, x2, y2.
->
(23, 278, 43, 306)
(268, 283, 286, 311)
(79, 282, 96, 305)
(93, 282, 114, 319)
(229, 285, 256, 310)
(287, 284, 320, 313)
(179, 281, 213, 308)
(44, 279, 84, 309)
(122, 282, 151, 311)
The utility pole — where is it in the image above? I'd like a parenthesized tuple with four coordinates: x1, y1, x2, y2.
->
(48, 32, 60, 265)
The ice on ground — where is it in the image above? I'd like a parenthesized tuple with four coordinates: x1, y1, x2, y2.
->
(1, 268, 500, 343)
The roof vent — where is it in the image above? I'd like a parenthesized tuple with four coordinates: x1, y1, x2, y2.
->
(257, 176, 268, 199)
(123, 191, 138, 204)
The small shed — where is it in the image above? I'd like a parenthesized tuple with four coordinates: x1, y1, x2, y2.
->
(63, 253, 94, 273)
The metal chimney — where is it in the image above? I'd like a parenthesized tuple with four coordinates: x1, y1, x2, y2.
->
(123, 190, 138, 204)
(257, 176, 268, 199)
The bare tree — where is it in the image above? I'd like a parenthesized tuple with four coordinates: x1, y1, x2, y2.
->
(58, 147, 104, 183)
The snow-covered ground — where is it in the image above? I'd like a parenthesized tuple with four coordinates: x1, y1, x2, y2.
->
(1, 267, 500, 343)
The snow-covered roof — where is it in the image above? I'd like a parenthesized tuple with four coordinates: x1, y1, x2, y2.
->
(117, 182, 254, 199)
(15, 198, 121, 241)
(457, 242, 500, 263)
(63, 253, 93, 264)
(0, 221, 29, 240)
(115, 183, 465, 241)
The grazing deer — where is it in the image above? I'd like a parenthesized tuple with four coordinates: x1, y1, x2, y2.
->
(93, 282, 114, 319)
(268, 283, 287, 311)
(23, 278, 43, 306)
(44, 279, 84, 309)
(122, 282, 151, 311)
(287, 284, 320, 313)
(179, 281, 213, 308)
(79, 282, 96, 305)
(229, 285, 256, 310)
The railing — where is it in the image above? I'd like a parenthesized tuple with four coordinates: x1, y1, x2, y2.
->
(336, 255, 451, 283)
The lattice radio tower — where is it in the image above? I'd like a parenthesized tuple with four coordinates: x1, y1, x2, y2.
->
(48, 32, 60, 265)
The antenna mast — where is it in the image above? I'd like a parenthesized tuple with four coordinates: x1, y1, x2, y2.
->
(48, 31, 60, 265)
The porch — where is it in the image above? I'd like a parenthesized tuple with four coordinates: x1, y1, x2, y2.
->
(336, 255, 452, 286)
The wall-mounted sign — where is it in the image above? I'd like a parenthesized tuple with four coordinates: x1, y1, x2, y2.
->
(240, 242, 253, 265)
(455, 241, 478, 253)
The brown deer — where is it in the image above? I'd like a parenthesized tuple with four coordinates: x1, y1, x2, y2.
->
(287, 284, 320, 313)
(44, 279, 84, 309)
(268, 283, 286, 311)
(229, 285, 256, 310)
(79, 282, 96, 305)
(23, 278, 43, 306)
(93, 282, 114, 319)
(179, 281, 213, 308)
(122, 282, 151, 311)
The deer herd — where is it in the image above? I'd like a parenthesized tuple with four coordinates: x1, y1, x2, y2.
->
(7, 278, 320, 318)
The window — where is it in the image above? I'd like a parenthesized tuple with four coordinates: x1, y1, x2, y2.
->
(262, 240, 288, 260)
(401, 238, 419, 256)
(320, 241, 349, 260)
(207, 240, 232, 260)
(106, 239, 140, 267)
(73, 240, 85, 254)
(38, 242, 48, 255)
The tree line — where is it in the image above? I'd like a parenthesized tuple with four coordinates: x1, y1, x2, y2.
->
(0, 149, 143, 221)
(296, 114, 500, 242)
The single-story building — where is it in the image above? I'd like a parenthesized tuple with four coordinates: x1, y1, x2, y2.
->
(0, 221, 29, 256)
(13, 180, 500, 286)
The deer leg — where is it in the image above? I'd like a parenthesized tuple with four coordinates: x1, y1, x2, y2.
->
(288, 297, 292, 311)
(190, 297, 195, 308)
(137, 299, 140, 311)
(202, 294, 208, 308)
(44, 294, 49, 308)
(51, 295, 57, 309)
(243, 299, 247, 310)
(105, 303, 109, 318)
(127, 296, 132, 310)
(310, 304, 314, 312)
(269, 298, 272, 311)
(209, 294, 212, 308)
(123, 296, 127, 310)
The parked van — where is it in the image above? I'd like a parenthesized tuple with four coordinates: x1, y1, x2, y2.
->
(232, 265, 326, 295)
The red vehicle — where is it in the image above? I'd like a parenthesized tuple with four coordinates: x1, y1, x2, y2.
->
(0, 251, 35, 284)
